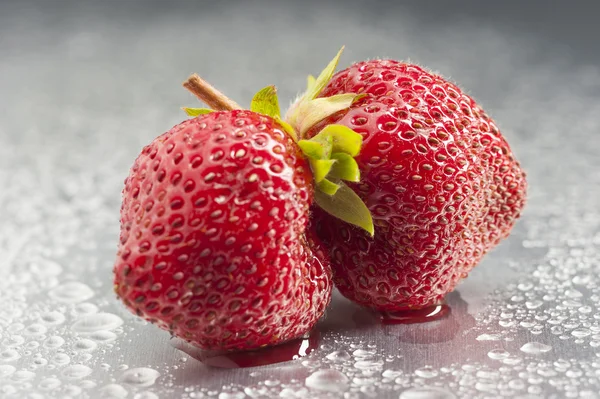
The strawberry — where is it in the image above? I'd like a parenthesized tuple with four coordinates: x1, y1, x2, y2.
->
(113, 75, 371, 351)
(286, 50, 527, 311)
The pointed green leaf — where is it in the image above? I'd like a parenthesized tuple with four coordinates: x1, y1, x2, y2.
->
(317, 179, 340, 195)
(274, 116, 298, 141)
(306, 74, 316, 92)
(293, 93, 359, 135)
(314, 183, 374, 236)
(312, 124, 363, 157)
(329, 152, 360, 182)
(250, 85, 281, 118)
(298, 137, 332, 160)
(183, 107, 214, 116)
(305, 46, 344, 100)
(310, 159, 337, 183)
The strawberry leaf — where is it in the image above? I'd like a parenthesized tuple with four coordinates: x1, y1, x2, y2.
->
(306, 74, 316, 92)
(183, 107, 214, 116)
(329, 153, 360, 182)
(250, 85, 281, 118)
(305, 46, 344, 100)
(314, 182, 374, 236)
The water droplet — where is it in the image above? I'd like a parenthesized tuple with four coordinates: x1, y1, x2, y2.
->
(51, 353, 71, 366)
(73, 339, 98, 352)
(88, 330, 118, 343)
(99, 384, 128, 398)
(0, 365, 16, 377)
(39, 377, 62, 390)
(565, 289, 583, 298)
(354, 359, 384, 370)
(382, 369, 403, 378)
(352, 349, 376, 358)
(134, 392, 160, 399)
(0, 349, 20, 362)
(49, 281, 94, 303)
(12, 370, 36, 382)
(305, 369, 349, 392)
(2, 335, 24, 347)
(525, 300, 543, 309)
(31, 357, 48, 367)
(24, 323, 47, 336)
(488, 349, 510, 360)
(572, 328, 591, 338)
(40, 311, 66, 325)
(520, 342, 552, 354)
(72, 313, 123, 333)
(301, 359, 321, 368)
(415, 366, 438, 378)
(326, 350, 352, 362)
(44, 336, 65, 349)
(218, 392, 246, 399)
(74, 303, 99, 315)
(476, 333, 502, 341)
(62, 364, 92, 379)
(399, 387, 457, 398)
(7, 323, 24, 333)
(121, 367, 160, 387)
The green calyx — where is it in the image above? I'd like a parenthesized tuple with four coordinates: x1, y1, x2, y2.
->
(180, 46, 374, 236)
(297, 124, 373, 236)
(291, 46, 373, 236)
(285, 46, 366, 136)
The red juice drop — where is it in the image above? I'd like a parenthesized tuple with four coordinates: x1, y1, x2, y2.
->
(378, 303, 450, 325)
(170, 331, 320, 368)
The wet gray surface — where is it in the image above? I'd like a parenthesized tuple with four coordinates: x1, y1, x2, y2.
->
(1, 1, 600, 398)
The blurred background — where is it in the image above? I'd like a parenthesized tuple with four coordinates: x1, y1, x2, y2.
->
(1, 1, 600, 398)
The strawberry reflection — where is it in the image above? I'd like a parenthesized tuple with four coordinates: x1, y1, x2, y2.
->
(170, 331, 320, 369)
(381, 291, 475, 344)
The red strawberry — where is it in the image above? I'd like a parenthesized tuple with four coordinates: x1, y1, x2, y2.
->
(113, 76, 370, 351)
(287, 52, 527, 311)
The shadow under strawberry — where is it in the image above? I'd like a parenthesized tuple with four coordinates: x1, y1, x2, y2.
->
(318, 290, 474, 345)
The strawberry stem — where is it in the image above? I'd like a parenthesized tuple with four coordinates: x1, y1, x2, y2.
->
(183, 74, 242, 111)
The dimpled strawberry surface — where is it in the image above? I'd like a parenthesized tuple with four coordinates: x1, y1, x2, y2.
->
(114, 110, 332, 351)
(308, 60, 527, 311)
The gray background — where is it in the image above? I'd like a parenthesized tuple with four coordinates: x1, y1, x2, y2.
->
(1, 1, 600, 398)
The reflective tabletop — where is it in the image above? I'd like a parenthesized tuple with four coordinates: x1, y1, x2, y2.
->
(1, 1, 600, 398)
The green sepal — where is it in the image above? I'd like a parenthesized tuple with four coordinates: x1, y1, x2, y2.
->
(305, 46, 344, 100)
(298, 137, 332, 160)
(329, 153, 360, 182)
(317, 179, 340, 195)
(298, 124, 362, 186)
(310, 159, 337, 183)
(314, 182, 374, 236)
(311, 124, 363, 157)
(183, 107, 214, 116)
(306, 75, 316, 92)
(290, 93, 360, 136)
(250, 85, 281, 118)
